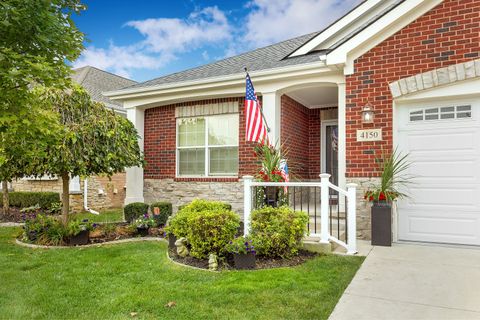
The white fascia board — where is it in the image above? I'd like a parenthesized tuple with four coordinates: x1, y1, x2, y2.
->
(104, 60, 332, 101)
(289, 0, 383, 58)
(327, 0, 443, 70)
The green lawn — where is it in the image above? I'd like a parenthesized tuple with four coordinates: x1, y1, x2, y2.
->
(0, 227, 364, 320)
(71, 208, 124, 223)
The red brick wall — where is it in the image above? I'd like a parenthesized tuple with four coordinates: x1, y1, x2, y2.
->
(281, 95, 321, 179)
(346, 0, 480, 177)
(144, 97, 258, 180)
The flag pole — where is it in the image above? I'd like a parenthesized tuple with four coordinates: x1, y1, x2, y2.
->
(244, 67, 271, 133)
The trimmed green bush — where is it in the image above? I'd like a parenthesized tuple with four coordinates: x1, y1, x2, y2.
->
(149, 202, 172, 226)
(250, 206, 308, 258)
(168, 199, 233, 238)
(0, 192, 60, 210)
(124, 202, 149, 223)
(187, 209, 240, 259)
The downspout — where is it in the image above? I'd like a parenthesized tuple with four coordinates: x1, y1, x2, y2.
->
(84, 178, 99, 215)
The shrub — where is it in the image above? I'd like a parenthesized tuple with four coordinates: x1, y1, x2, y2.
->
(124, 202, 149, 222)
(150, 201, 172, 226)
(167, 199, 232, 238)
(0, 192, 60, 210)
(250, 206, 308, 258)
(187, 209, 240, 259)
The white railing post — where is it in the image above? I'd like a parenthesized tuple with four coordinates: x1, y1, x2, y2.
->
(243, 176, 254, 236)
(320, 173, 331, 244)
(346, 183, 358, 254)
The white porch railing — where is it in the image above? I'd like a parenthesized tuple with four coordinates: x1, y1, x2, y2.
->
(243, 174, 358, 255)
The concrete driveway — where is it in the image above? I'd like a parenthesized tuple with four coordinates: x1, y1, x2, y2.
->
(330, 243, 480, 320)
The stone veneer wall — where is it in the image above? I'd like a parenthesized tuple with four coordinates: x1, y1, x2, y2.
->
(11, 173, 126, 212)
(347, 177, 381, 240)
(144, 178, 244, 215)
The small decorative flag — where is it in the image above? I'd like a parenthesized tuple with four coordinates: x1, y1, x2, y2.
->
(279, 159, 289, 193)
(245, 74, 269, 144)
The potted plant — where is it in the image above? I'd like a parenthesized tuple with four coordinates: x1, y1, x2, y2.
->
(364, 149, 411, 246)
(226, 236, 256, 269)
(134, 213, 155, 236)
(67, 219, 96, 246)
(254, 142, 288, 207)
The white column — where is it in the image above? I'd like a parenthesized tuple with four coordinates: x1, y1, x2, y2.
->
(337, 82, 347, 190)
(261, 91, 281, 145)
(125, 107, 145, 205)
(243, 176, 254, 236)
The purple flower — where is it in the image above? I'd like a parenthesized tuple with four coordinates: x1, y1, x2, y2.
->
(92, 223, 98, 228)
(82, 219, 89, 223)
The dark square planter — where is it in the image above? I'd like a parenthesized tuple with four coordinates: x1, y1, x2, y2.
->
(69, 230, 90, 246)
(264, 186, 279, 207)
(371, 201, 392, 246)
(137, 227, 149, 237)
(233, 253, 256, 270)
(168, 234, 177, 249)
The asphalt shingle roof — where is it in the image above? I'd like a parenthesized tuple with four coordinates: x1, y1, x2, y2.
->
(127, 32, 324, 90)
(72, 66, 137, 112)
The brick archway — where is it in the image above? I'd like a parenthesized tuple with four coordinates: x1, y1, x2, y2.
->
(389, 59, 480, 99)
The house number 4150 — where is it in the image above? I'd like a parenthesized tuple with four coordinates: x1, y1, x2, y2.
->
(356, 129, 382, 142)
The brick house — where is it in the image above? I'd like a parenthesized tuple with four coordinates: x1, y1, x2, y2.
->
(10, 66, 137, 212)
(107, 0, 480, 245)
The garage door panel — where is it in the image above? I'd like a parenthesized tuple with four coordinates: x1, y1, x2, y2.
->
(399, 210, 480, 245)
(406, 131, 476, 152)
(401, 186, 479, 210)
(397, 98, 480, 245)
(408, 160, 477, 181)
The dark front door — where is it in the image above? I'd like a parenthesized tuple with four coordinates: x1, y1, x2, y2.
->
(325, 124, 338, 186)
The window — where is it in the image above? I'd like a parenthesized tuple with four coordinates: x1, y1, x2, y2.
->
(177, 114, 239, 176)
(410, 105, 472, 122)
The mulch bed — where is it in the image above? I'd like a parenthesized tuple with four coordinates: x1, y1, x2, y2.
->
(88, 225, 166, 244)
(0, 207, 39, 223)
(168, 249, 319, 271)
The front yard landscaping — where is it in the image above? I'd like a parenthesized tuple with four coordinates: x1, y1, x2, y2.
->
(0, 227, 364, 319)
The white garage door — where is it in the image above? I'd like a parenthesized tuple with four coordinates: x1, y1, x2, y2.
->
(397, 98, 480, 245)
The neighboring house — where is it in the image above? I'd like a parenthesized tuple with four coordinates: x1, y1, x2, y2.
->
(11, 66, 137, 212)
(106, 0, 480, 246)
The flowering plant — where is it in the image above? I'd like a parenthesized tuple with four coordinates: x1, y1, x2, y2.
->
(66, 219, 97, 237)
(254, 142, 285, 182)
(225, 236, 256, 255)
(134, 213, 155, 229)
(364, 148, 412, 202)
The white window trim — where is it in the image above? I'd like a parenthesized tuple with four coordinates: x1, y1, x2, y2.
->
(176, 114, 239, 178)
(409, 105, 472, 123)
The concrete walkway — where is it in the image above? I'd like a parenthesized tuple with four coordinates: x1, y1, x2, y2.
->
(330, 243, 480, 320)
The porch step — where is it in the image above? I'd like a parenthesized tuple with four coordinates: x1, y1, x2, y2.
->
(301, 240, 332, 254)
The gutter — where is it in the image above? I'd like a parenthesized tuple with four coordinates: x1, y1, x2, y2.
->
(103, 59, 331, 100)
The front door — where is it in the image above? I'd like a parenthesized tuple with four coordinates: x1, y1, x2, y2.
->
(322, 121, 339, 185)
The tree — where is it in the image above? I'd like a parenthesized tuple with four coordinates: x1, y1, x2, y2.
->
(0, 0, 85, 214)
(36, 85, 144, 222)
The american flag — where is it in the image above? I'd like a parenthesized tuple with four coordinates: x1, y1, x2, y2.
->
(245, 74, 269, 143)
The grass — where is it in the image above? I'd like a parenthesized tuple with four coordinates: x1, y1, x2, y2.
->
(70, 208, 124, 223)
(0, 227, 364, 320)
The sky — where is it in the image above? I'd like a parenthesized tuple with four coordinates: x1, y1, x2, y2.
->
(72, 0, 362, 83)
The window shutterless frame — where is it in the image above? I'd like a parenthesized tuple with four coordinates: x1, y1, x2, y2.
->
(176, 114, 239, 178)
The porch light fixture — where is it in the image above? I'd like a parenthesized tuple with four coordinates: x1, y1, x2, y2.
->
(362, 103, 375, 124)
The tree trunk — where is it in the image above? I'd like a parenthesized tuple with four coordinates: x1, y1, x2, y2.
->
(61, 172, 70, 224)
(2, 181, 9, 216)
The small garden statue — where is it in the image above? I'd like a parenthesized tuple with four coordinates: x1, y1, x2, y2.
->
(208, 253, 218, 271)
(175, 237, 189, 257)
